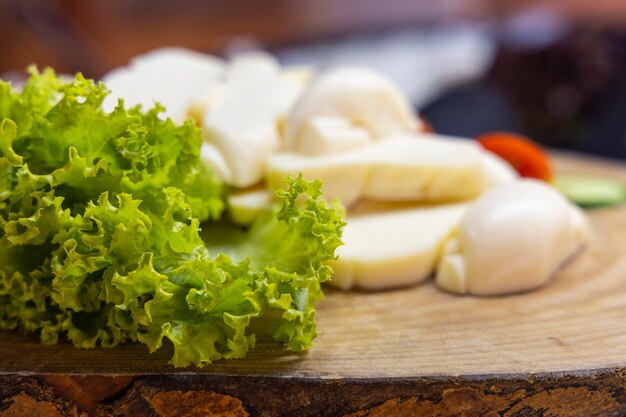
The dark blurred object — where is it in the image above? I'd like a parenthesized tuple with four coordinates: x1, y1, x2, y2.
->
(491, 29, 626, 153)
(422, 82, 524, 137)
(425, 28, 626, 159)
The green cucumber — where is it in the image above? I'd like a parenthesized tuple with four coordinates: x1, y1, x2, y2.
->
(554, 174, 626, 208)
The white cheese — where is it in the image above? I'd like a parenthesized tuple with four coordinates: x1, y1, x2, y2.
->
(329, 202, 467, 290)
(102, 47, 225, 122)
(297, 116, 372, 156)
(285, 67, 420, 154)
(200, 53, 309, 187)
(227, 188, 273, 225)
(362, 134, 484, 202)
(480, 150, 518, 187)
(200, 142, 233, 184)
(435, 179, 589, 295)
(267, 151, 369, 208)
(266, 134, 485, 207)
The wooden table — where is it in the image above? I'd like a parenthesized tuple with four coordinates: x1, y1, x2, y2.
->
(2, 152, 626, 417)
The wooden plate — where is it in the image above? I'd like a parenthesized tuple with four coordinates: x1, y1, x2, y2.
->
(1, 152, 626, 416)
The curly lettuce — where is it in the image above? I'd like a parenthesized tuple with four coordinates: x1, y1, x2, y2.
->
(0, 69, 344, 367)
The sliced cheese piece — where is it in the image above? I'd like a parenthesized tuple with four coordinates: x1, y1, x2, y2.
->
(281, 66, 314, 86)
(363, 134, 484, 202)
(267, 151, 369, 208)
(200, 54, 309, 187)
(285, 67, 420, 154)
(187, 84, 226, 125)
(227, 188, 273, 225)
(267, 134, 485, 207)
(200, 142, 233, 184)
(276, 67, 314, 138)
(329, 202, 467, 290)
(481, 150, 518, 187)
(102, 47, 225, 122)
(227, 51, 281, 81)
(436, 179, 589, 296)
(298, 116, 372, 155)
(203, 112, 279, 188)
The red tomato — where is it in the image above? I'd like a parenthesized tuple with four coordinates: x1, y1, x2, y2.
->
(476, 132, 553, 181)
(419, 116, 434, 134)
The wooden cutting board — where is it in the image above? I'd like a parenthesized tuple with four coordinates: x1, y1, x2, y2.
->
(2, 152, 626, 417)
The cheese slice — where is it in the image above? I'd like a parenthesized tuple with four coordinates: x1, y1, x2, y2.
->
(480, 150, 518, 187)
(285, 67, 419, 153)
(201, 54, 309, 187)
(363, 134, 484, 202)
(267, 151, 369, 208)
(266, 134, 485, 207)
(329, 202, 467, 290)
(298, 116, 372, 155)
(102, 47, 225, 122)
(227, 188, 273, 225)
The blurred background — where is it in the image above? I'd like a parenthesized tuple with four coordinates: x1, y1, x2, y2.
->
(2, 0, 626, 158)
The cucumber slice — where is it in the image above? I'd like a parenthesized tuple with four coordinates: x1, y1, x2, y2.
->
(554, 174, 626, 208)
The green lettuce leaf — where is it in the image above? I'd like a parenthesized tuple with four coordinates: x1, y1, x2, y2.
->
(0, 69, 344, 367)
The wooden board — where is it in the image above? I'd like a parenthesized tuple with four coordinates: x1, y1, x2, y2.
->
(2, 152, 626, 416)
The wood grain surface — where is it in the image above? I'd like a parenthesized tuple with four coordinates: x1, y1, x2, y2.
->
(1, 151, 626, 416)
